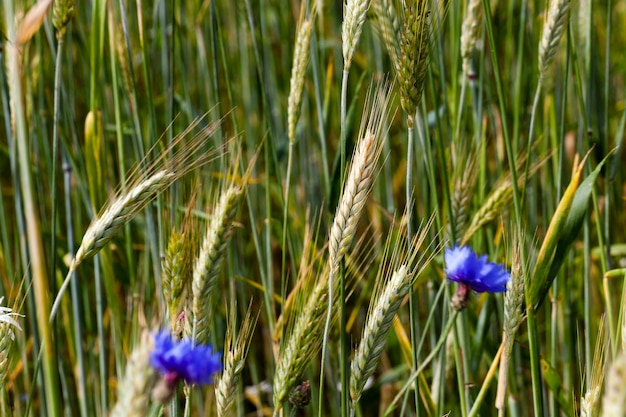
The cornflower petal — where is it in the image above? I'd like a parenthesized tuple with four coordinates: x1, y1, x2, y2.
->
(444, 245, 510, 293)
(150, 330, 221, 385)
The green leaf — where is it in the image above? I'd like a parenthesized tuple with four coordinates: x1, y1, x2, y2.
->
(538, 150, 615, 309)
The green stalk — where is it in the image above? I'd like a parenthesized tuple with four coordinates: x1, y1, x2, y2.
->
(4, 13, 62, 417)
(340, 69, 349, 417)
(406, 115, 420, 414)
(310, 29, 331, 197)
(526, 307, 544, 417)
(480, 0, 526, 269)
(244, 0, 277, 336)
(384, 311, 459, 417)
(281, 141, 294, 312)
(467, 344, 503, 417)
(53, 35, 88, 417)
(520, 82, 543, 206)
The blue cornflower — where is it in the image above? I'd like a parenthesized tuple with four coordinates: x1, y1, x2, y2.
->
(150, 330, 221, 386)
(445, 246, 510, 310)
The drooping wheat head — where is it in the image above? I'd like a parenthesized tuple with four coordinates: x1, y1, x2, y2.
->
(50, 115, 226, 320)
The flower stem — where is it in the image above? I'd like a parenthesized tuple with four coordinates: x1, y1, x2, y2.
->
(526, 306, 544, 417)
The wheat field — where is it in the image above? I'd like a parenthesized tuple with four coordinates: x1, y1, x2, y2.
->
(1, 0, 625, 416)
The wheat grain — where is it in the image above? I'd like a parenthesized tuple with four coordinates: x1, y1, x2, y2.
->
(328, 82, 392, 282)
(350, 265, 409, 408)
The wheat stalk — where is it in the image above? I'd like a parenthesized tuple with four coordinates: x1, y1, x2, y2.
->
(110, 331, 158, 417)
(191, 185, 244, 345)
(538, 0, 572, 79)
(215, 306, 258, 417)
(288, 14, 314, 143)
(342, 0, 373, 70)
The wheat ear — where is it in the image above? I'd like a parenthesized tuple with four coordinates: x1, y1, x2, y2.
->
(273, 262, 330, 411)
(538, 0, 572, 79)
(51, 116, 225, 320)
(162, 227, 194, 332)
(448, 151, 477, 243)
(350, 265, 410, 409)
(215, 305, 258, 417)
(601, 351, 626, 417)
(288, 14, 314, 143)
(0, 297, 22, 391)
(328, 82, 391, 283)
(342, 0, 373, 70)
(398, 0, 431, 116)
(371, 0, 402, 71)
(495, 237, 525, 409)
(191, 186, 244, 344)
(461, 155, 548, 244)
(581, 319, 607, 417)
(110, 331, 158, 417)
(349, 218, 436, 411)
(52, 0, 75, 38)
(460, 0, 482, 76)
